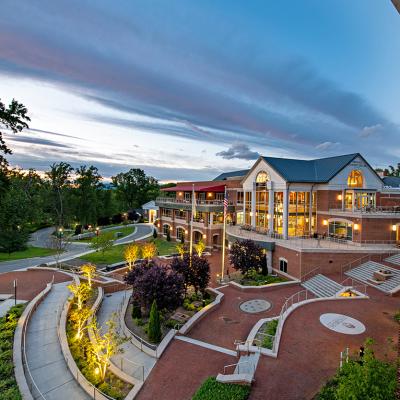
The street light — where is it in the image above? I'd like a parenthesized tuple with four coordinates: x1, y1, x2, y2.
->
(96, 227, 100, 236)
(58, 227, 64, 238)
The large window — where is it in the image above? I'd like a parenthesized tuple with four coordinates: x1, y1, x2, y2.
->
(163, 224, 171, 236)
(161, 208, 172, 217)
(328, 220, 353, 240)
(288, 191, 313, 236)
(347, 170, 363, 188)
(176, 227, 185, 241)
(274, 192, 284, 234)
(279, 258, 288, 273)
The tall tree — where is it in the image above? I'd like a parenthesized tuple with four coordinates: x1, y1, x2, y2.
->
(112, 168, 160, 210)
(0, 98, 30, 195)
(74, 165, 103, 225)
(45, 162, 73, 228)
(229, 239, 267, 275)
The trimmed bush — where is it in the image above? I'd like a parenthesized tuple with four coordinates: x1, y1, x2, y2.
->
(131, 301, 142, 319)
(192, 377, 251, 400)
(148, 300, 162, 343)
(153, 229, 158, 239)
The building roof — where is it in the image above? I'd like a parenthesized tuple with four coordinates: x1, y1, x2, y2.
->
(213, 169, 250, 181)
(142, 200, 159, 210)
(261, 153, 365, 183)
(382, 176, 400, 188)
(162, 181, 226, 192)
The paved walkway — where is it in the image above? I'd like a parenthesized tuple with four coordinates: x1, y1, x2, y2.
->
(25, 281, 90, 400)
(96, 290, 157, 380)
(0, 224, 154, 273)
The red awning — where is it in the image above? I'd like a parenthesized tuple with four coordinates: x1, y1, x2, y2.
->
(162, 183, 226, 192)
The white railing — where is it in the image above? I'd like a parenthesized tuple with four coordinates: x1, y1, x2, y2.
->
(156, 197, 233, 206)
(300, 266, 320, 282)
(340, 277, 368, 296)
(223, 361, 254, 375)
(329, 206, 400, 214)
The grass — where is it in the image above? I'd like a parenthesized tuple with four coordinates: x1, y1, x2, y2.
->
(239, 269, 287, 286)
(0, 303, 26, 400)
(73, 226, 136, 242)
(0, 246, 58, 262)
(259, 319, 278, 349)
(81, 237, 178, 265)
(192, 377, 251, 400)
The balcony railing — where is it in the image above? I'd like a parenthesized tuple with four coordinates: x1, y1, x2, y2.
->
(156, 197, 233, 206)
(329, 206, 400, 214)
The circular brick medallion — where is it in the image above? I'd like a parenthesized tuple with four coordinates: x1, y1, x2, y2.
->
(239, 299, 272, 314)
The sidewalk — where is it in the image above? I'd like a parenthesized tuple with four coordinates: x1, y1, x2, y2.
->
(96, 290, 157, 379)
(25, 282, 90, 400)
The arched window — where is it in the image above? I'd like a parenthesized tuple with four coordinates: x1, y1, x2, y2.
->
(163, 224, 171, 236)
(176, 227, 185, 241)
(347, 170, 363, 188)
(256, 171, 269, 184)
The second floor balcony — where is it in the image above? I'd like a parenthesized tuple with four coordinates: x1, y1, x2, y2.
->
(328, 205, 400, 217)
(156, 196, 235, 212)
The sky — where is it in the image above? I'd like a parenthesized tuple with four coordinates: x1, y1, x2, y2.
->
(0, 1, 399, 182)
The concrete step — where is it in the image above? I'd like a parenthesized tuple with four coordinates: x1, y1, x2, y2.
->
(301, 274, 342, 298)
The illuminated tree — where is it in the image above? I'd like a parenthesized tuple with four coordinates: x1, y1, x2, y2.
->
(68, 282, 91, 310)
(90, 314, 126, 381)
(69, 306, 94, 341)
(80, 263, 96, 288)
(141, 241, 157, 260)
(124, 243, 141, 270)
(175, 242, 187, 259)
(194, 239, 206, 257)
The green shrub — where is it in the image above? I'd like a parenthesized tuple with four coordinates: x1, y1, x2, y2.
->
(192, 377, 251, 400)
(131, 302, 142, 319)
(148, 300, 162, 343)
(134, 317, 144, 327)
(260, 319, 278, 349)
(153, 229, 158, 239)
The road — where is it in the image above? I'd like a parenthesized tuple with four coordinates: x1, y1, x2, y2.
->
(0, 224, 154, 273)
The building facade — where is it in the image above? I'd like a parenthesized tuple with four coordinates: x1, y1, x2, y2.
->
(155, 153, 400, 278)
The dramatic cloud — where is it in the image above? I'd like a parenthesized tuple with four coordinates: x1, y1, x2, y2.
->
(216, 143, 260, 160)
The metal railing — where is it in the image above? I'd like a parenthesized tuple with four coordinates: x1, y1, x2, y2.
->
(300, 266, 320, 282)
(329, 206, 400, 214)
(223, 361, 254, 375)
(340, 277, 368, 296)
(156, 197, 233, 206)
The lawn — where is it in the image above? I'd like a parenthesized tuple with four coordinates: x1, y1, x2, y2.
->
(0, 246, 58, 262)
(73, 226, 136, 242)
(80, 238, 177, 265)
(192, 377, 251, 400)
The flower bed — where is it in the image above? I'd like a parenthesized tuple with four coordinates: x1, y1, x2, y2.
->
(235, 269, 287, 286)
(192, 377, 251, 400)
(0, 303, 25, 400)
(126, 291, 215, 344)
(66, 287, 132, 399)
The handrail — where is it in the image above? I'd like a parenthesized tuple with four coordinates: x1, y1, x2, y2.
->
(300, 266, 320, 282)
(340, 277, 368, 296)
(223, 360, 254, 375)
(156, 197, 233, 206)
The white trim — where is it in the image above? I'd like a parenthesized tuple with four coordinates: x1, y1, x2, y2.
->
(174, 335, 237, 356)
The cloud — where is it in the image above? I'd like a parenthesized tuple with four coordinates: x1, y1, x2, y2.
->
(359, 124, 383, 138)
(216, 143, 260, 160)
(4, 133, 72, 148)
(315, 141, 340, 151)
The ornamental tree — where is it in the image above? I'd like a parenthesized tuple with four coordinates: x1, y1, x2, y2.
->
(175, 242, 187, 259)
(124, 242, 141, 270)
(68, 282, 91, 310)
(229, 239, 267, 275)
(69, 306, 94, 341)
(141, 241, 157, 260)
(125, 261, 185, 312)
(90, 231, 114, 255)
(194, 240, 206, 256)
(80, 263, 96, 287)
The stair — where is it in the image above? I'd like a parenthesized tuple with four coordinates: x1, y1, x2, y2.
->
(301, 274, 342, 298)
(217, 352, 260, 385)
(346, 261, 400, 294)
(385, 254, 400, 266)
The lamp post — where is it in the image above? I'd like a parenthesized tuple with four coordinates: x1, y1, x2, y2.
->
(96, 227, 100, 237)
(58, 227, 64, 239)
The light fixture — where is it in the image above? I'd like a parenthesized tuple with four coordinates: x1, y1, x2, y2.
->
(170, 227, 173, 231)
(157, 223, 160, 227)
(203, 234, 207, 239)
(185, 230, 188, 234)
(305, 218, 309, 223)
(266, 214, 270, 220)
(322, 219, 328, 226)
(178, 192, 183, 196)
(207, 192, 212, 197)
(392, 224, 397, 232)
(337, 194, 342, 201)
(249, 212, 253, 217)
(354, 223, 359, 231)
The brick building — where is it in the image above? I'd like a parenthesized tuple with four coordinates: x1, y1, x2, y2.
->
(156, 153, 400, 278)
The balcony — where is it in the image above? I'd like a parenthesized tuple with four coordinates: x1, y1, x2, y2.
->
(156, 197, 234, 212)
(328, 206, 400, 217)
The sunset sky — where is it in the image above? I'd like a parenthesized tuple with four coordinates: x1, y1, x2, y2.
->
(1, 1, 399, 181)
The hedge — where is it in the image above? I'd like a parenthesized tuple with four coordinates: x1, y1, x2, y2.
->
(192, 377, 251, 400)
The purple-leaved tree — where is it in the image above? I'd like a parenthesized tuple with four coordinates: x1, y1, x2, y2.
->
(229, 239, 267, 275)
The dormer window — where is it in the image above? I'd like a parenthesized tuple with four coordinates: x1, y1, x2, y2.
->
(347, 170, 363, 188)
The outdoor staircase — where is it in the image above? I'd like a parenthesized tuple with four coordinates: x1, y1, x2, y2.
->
(346, 261, 400, 294)
(301, 274, 342, 298)
(385, 254, 400, 267)
(217, 352, 260, 385)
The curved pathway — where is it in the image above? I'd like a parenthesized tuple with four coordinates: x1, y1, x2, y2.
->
(0, 224, 154, 273)
(25, 281, 90, 400)
(96, 290, 157, 379)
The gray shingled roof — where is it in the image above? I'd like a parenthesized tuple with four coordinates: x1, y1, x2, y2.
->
(262, 153, 361, 183)
(382, 176, 400, 187)
(213, 169, 250, 181)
